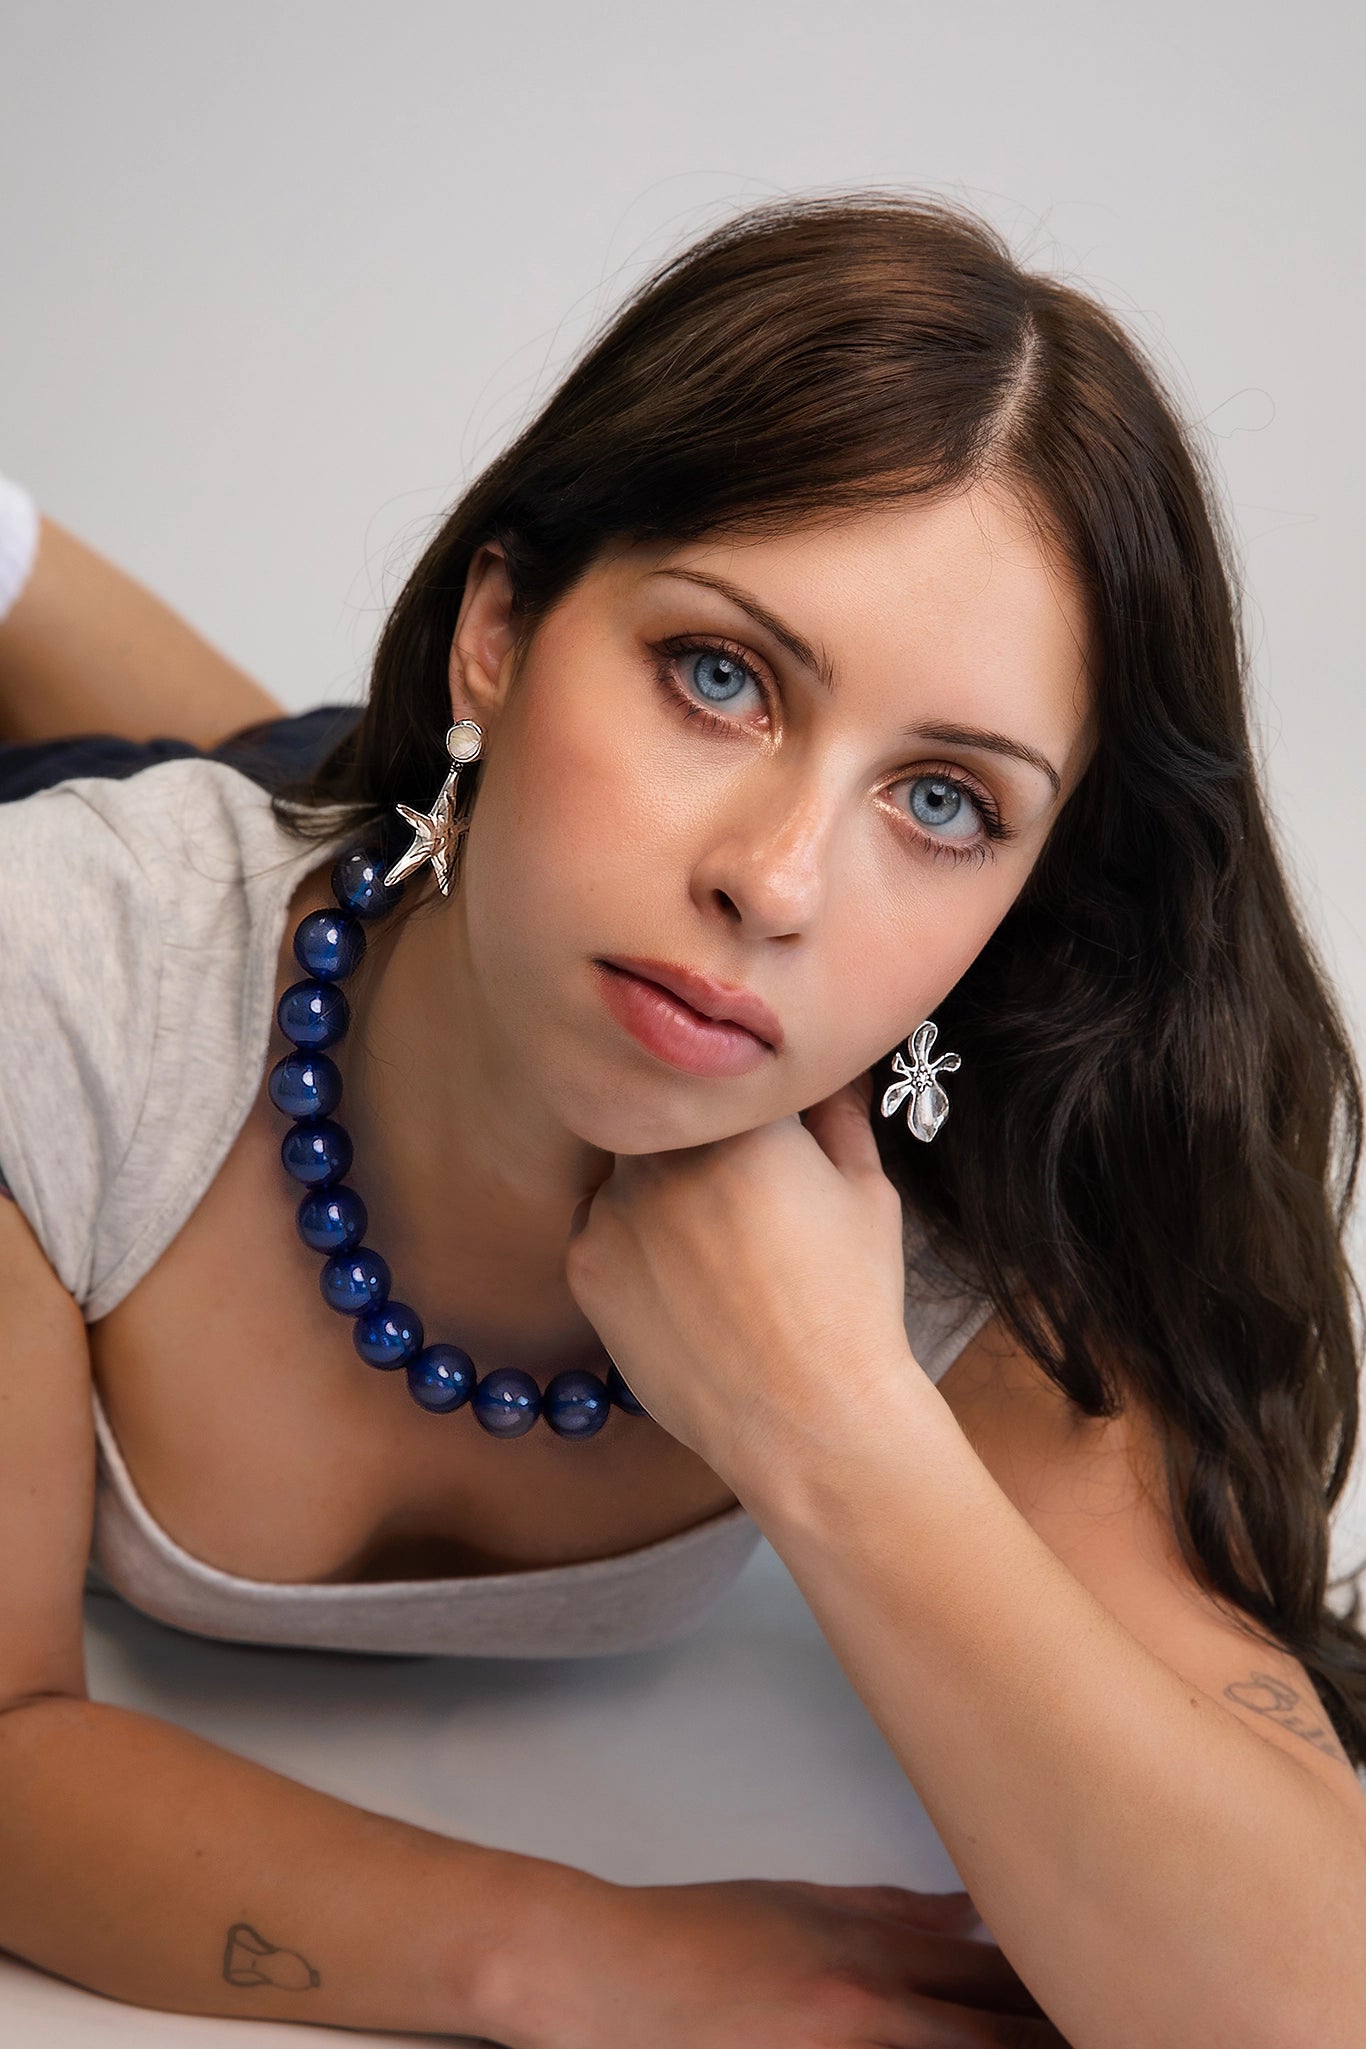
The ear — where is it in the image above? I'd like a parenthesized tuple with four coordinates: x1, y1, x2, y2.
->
(449, 543, 518, 728)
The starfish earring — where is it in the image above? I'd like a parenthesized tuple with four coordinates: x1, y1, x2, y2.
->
(383, 720, 483, 898)
(879, 1020, 962, 1143)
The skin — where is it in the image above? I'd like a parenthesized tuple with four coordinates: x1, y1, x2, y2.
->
(339, 483, 1096, 1384)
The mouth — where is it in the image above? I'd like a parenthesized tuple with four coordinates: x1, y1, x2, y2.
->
(593, 959, 780, 1079)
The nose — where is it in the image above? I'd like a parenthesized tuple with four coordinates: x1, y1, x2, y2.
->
(689, 768, 841, 937)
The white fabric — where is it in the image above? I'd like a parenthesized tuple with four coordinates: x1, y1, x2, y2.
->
(0, 474, 40, 621)
(0, 759, 994, 1658)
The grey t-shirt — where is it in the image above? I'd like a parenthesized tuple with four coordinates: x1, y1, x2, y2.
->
(0, 760, 995, 1658)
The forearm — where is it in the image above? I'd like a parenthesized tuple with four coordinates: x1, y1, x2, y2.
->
(0, 1693, 591, 2040)
(751, 1365, 1366, 2049)
(0, 511, 284, 747)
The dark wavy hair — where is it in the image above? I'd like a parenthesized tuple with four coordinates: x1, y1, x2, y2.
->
(269, 192, 1366, 1765)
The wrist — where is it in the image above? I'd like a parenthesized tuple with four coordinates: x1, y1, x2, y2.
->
(465, 1846, 619, 2049)
(738, 1338, 957, 1540)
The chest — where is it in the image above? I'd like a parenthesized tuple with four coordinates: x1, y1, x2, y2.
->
(87, 1087, 739, 1586)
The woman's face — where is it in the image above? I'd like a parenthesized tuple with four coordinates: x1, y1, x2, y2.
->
(450, 485, 1096, 1156)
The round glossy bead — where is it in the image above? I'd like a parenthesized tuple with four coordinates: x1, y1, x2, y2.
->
(354, 1301, 424, 1371)
(406, 1343, 476, 1414)
(472, 1367, 542, 1439)
(544, 1368, 611, 1439)
(606, 1362, 648, 1415)
(280, 1118, 353, 1187)
(293, 909, 366, 983)
(320, 1246, 391, 1316)
(268, 1050, 342, 1121)
(278, 979, 350, 1050)
(332, 846, 404, 921)
(296, 1184, 367, 1253)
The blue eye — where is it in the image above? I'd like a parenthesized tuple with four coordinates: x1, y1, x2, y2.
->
(685, 647, 759, 706)
(906, 774, 981, 841)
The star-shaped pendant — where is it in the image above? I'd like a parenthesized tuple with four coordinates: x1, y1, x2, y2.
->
(383, 773, 460, 896)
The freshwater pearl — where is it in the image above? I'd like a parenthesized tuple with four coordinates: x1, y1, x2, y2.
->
(544, 1368, 611, 1439)
(296, 1185, 367, 1254)
(354, 1300, 424, 1371)
(407, 1342, 477, 1414)
(331, 847, 404, 921)
(320, 1246, 391, 1316)
(281, 1118, 353, 1187)
(277, 979, 349, 1050)
(268, 1050, 342, 1121)
(293, 908, 366, 982)
(472, 1367, 542, 1438)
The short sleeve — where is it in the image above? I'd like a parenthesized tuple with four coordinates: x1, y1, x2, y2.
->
(0, 783, 163, 1305)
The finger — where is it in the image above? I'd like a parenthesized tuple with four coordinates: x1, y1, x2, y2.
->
(799, 1072, 884, 1177)
(839, 1883, 981, 1929)
(892, 1931, 1048, 2019)
(891, 1991, 1069, 2046)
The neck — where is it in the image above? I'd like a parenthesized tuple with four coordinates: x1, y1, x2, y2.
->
(334, 872, 616, 1378)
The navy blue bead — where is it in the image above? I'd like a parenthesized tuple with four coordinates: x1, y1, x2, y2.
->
(281, 1118, 354, 1186)
(354, 1301, 424, 1371)
(331, 846, 404, 921)
(472, 1367, 542, 1438)
(268, 1051, 342, 1121)
(296, 1185, 367, 1253)
(320, 1246, 391, 1316)
(544, 1368, 611, 1439)
(278, 979, 350, 1049)
(293, 909, 366, 982)
(406, 1343, 476, 1414)
(606, 1362, 648, 1415)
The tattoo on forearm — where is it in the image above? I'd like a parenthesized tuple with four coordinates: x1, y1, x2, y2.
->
(1224, 1671, 1349, 1764)
(223, 1922, 321, 1991)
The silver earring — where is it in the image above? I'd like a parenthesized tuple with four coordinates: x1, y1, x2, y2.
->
(383, 720, 483, 898)
(879, 1020, 961, 1143)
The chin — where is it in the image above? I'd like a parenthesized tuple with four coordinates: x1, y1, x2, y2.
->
(563, 1072, 772, 1156)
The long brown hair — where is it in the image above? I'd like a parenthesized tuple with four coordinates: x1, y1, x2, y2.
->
(272, 192, 1366, 1765)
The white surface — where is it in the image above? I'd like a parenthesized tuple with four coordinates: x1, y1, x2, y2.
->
(0, 1543, 970, 2044)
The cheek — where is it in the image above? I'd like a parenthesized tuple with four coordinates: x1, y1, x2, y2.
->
(461, 644, 672, 966)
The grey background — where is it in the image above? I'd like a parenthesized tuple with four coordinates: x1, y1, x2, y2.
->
(1, 6, 1363, 2034)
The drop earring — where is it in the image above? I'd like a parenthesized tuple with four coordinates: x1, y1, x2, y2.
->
(880, 1020, 961, 1143)
(383, 720, 483, 897)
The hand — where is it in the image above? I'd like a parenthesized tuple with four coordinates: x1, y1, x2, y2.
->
(565, 1072, 918, 1499)
(503, 1874, 1069, 2049)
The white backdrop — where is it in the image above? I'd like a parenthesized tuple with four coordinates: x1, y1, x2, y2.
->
(2, 3, 1363, 1594)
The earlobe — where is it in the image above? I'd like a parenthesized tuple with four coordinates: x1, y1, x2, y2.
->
(449, 542, 518, 723)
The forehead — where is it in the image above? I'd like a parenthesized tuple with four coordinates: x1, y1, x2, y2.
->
(601, 483, 1097, 795)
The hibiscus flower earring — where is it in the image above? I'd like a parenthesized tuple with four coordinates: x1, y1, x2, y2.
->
(880, 1020, 962, 1143)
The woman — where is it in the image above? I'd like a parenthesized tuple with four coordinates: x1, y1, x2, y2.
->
(0, 194, 1362, 2047)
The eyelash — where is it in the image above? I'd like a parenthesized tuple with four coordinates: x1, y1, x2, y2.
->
(650, 635, 1019, 868)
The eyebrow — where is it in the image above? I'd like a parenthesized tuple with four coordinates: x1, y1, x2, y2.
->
(648, 566, 1064, 802)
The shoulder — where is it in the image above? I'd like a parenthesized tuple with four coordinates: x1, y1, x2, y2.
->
(0, 761, 330, 1312)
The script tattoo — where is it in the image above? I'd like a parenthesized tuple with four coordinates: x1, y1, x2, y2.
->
(223, 1922, 322, 1991)
(1224, 1670, 1348, 1764)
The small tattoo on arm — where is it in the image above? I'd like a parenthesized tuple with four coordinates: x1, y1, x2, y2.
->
(223, 1922, 322, 1991)
(1224, 1671, 1349, 1764)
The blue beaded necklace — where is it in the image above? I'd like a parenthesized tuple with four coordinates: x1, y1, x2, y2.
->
(269, 845, 646, 1441)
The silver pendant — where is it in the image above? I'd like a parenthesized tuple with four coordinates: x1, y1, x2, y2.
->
(879, 1020, 961, 1143)
(383, 721, 483, 898)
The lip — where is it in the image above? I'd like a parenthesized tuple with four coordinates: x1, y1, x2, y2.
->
(599, 956, 784, 1051)
(593, 960, 779, 1079)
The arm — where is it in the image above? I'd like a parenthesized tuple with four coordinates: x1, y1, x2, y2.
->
(0, 1693, 593, 2037)
(0, 1190, 587, 2040)
(744, 1317, 1366, 2049)
(0, 501, 285, 748)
